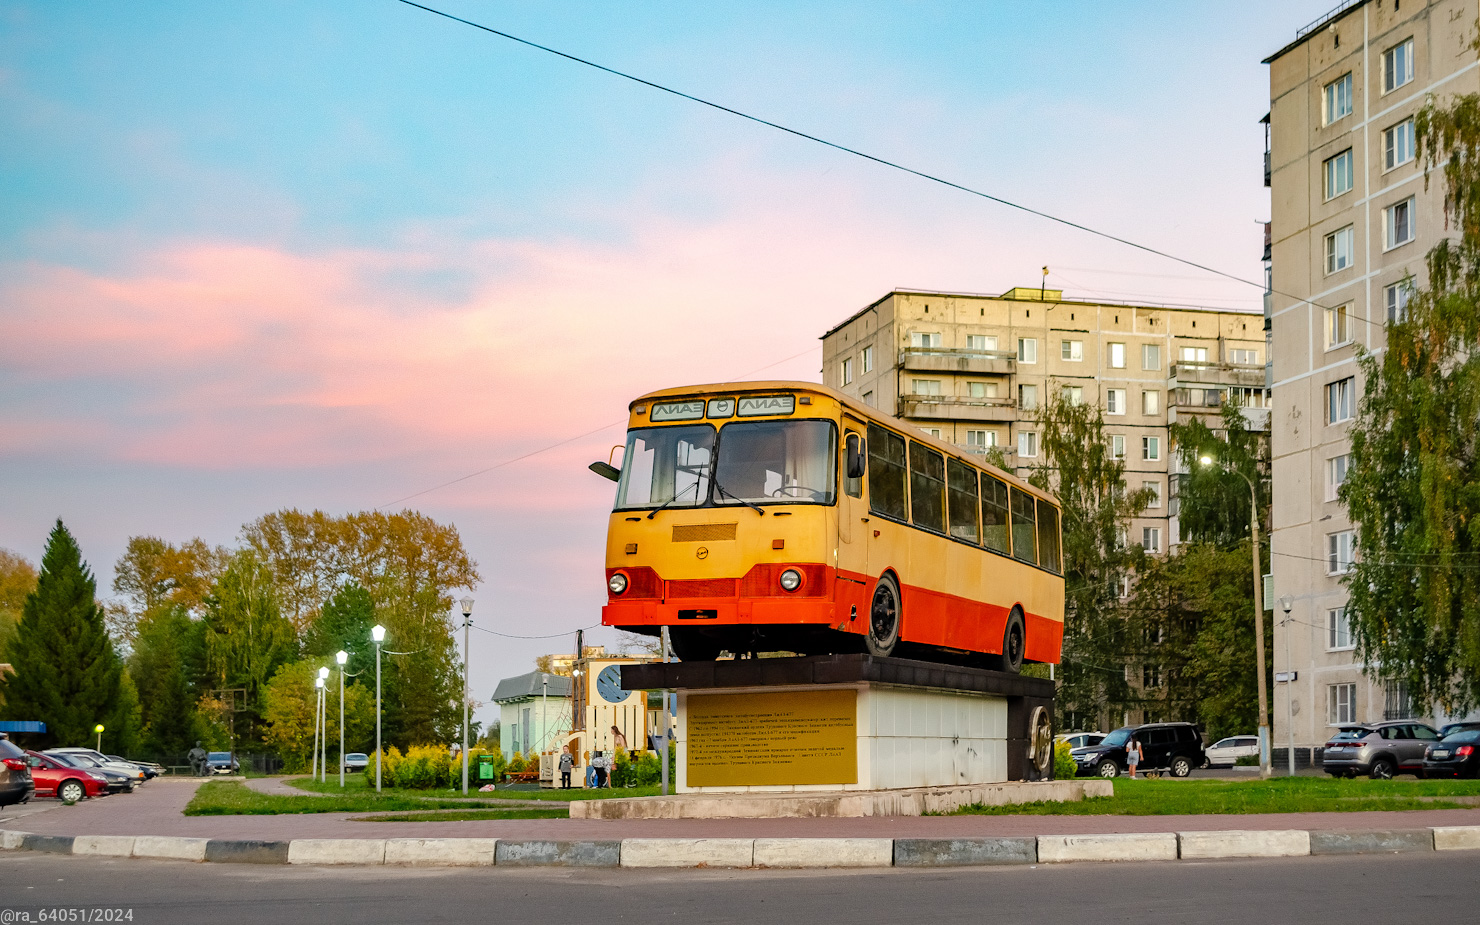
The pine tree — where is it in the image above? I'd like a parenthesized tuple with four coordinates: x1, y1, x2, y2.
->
(0, 520, 130, 748)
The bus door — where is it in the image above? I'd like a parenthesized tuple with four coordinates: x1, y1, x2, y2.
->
(836, 420, 871, 615)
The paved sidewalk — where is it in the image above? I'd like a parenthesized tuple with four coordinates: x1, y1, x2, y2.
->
(8, 777, 1480, 841)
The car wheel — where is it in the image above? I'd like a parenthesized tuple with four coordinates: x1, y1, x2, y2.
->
(1170, 756, 1192, 778)
(1369, 758, 1395, 780)
(1200, 757, 1210, 769)
(865, 574, 901, 658)
(1096, 759, 1120, 779)
(58, 779, 85, 804)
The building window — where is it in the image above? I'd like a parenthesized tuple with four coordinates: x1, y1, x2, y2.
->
(861, 345, 873, 373)
(1231, 348, 1259, 365)
(1106, 388, 1125, 415)
(1382, 38, 1413, 94)
(1384, 197, 1415, 249)
(1109, 434, 1126, 459)
(1142, 527, 1161, 553)
(840, 357, 853, 386)
(922, 427, 942, 438)
(1180, 346, 1208, 363)
(1142, 343, 1161, 371)
(1328, 606, 1353, 650)
(1327, 377, 1354, 423)
(1324, 148, 1353, 200)
(1324, 72, 1353, 125)
(1017, 338, 1037, 363)
(1384, 281, 1412, 323)
(967, 334, 997, 351)
(1328, 453, 1351, 501)
(1062, 385, 1083, 406)
(1108, 342, 1125, 368)
(1231, 386, 1268, 408)
(1328, 682, 1357, 725)
(1383, 119, 1415, 171)
(966, 429, 996, 449)
(1061, 339, 1083, 361)
(910, 332, 942, 348)
(1018, 384, 1038, 410)
(1325, 303, 1351, 348)
(1384, 680, 1414, 720)
(1144, 481, 1161, 508)
(1143, 666, 1162, 689)
(1327, 530, 1355, 574)
(967, 381, 997, 399)
(1142, 436, 1161, 461)
(862, 390, 874, 407)
(1142, 390, 1160, 415)
(912, 379, 942, 396)
(1325, 225, 1355, 274)
(1017, 431, 1038, 458)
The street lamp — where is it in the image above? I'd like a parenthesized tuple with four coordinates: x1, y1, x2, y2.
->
(372, 624, 387, 792)
(318, 666, 330, 781)
(1279, 596, 1296, 776)
(1200, 453, 1272, 778)
(459, 596, 473, 796)
(336, 650, 349, 788)
(313, 676, 325, 781)
(94, 724, 104, 752)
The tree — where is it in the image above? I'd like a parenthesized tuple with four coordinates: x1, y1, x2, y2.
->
(201, 551, 297, 740)
(109, 537, 227, 648)
(0, 521, 138, 750)
(1341, 89, 1480, 715)
(0, 548, 37, 661)
(1168, 401, 1270, 545)
(302, 581, 375, 673)
(262, 659, 375, 772)
(1029, 397, 1155, 731)
(129, 606, 207, 755)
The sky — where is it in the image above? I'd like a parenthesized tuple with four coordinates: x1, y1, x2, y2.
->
(0, 0, 1341, 730)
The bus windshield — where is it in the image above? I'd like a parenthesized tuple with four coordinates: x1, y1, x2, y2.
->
(614, 425, 715, 510)
(714, 420, 836, 505)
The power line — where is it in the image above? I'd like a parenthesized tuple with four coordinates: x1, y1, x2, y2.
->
(471, 622, 602, 641)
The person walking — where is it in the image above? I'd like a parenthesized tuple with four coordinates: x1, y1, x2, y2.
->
(558, 747, 574, 789)
(1127, 737, 1143, 779)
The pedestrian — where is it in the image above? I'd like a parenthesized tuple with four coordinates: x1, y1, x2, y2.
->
(585, 750, 597, 789)
(610, 724, 628, 751)
(1127, 736, 1143, 779)
(558, 746, 574, 789)
(592, 750, 609, 788)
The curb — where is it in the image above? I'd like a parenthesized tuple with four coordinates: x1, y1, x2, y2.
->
(2, 825, 1477, 869)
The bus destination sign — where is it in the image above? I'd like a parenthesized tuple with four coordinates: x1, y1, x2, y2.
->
(737, 395, 796, 417)
(650, 400, 705, 422)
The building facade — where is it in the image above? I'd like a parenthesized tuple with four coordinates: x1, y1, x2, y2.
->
(1265, 0, 1478, 750)
(820, 287, 1267, 561)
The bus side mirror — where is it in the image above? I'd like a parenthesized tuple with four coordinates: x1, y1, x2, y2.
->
(588, 461, 621, 482)
(846, 435, 866, 479)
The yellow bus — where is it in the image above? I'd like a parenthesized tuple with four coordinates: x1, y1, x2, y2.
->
(591, 381, 1064, 670)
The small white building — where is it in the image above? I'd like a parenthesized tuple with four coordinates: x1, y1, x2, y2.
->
(492, 671, 571, 758)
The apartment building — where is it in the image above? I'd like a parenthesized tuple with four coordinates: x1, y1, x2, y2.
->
(820, 287, 1267, 559)
(1264, 0, 1478, 750)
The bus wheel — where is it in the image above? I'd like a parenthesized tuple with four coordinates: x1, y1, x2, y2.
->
(669, 629, 722, 662)
(998, 610, 1026, 674)
(865, 575, 901, 658)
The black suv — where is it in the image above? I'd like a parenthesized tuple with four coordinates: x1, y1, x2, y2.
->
(1072, 722, 1206, 779)
(0, 733, 36, 807)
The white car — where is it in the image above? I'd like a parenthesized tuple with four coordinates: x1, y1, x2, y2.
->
(49, 748, 147, 783)
(1056, 732, 1105, 751)
(1204, 735, 1260, 768)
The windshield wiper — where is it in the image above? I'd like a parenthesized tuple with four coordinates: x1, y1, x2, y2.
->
(714, 479, 765, 516)
(646, 481, 701, 519)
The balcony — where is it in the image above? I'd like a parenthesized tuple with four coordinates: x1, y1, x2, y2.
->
(1168, 362, 1268, 388)
(897, 394, 1018, 423)
(900, 348, 1016, 376)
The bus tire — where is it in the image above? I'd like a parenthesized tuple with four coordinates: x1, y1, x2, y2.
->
(865, 574, 901, 658)
(997, 609, 1026, 674)
(669, 629, 723, 662)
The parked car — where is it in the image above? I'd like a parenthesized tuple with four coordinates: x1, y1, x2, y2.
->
(1073, 722, 1206, 778)
(1204, 735, 1260, 768)
(1056, 732, 1105, 751)
(49, 748, 147, 784)
(107, 755, 163, 779)
(343, 752, 369, 773)
(25, 750, 109, 802)
(44, 751, 135, 793)
(206, 751, 240, 774)
(1321, 721, 1441, 779)
(1422, 727, 1480, 779)
(0, 733, 36, 807)
(1438, 720, 1480, 739)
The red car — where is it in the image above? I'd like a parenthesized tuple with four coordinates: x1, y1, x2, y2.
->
(26, 750, 109, 802)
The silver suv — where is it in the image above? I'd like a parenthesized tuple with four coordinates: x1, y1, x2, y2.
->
(1322, 721, 1440, 779)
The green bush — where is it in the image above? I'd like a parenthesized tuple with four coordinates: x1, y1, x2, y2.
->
(377, 744, 453, 789)
(1053, 741, 1077, 780)
(1235, 754, 1260, 766)
(610, 748, 663, 787)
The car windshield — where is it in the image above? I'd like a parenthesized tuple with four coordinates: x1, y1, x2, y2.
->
(614, 425, 714, 510)
(347, 753, 367, 760)
(61, 753, 101, 767)
(1441, 729, 1480, 743)
(1331, 728, 1370, 741)
(1101, 728, 1133, 748)
(713, 420, 836, 505)
(208, 752, 231, 761)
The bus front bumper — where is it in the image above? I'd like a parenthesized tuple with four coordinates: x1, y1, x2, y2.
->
(602, 598, 844, 628)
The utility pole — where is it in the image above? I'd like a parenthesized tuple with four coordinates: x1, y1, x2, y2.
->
(460, 597, 474, 796)
(660, 625, 672, 796)
(1281, 597, 1296, 776)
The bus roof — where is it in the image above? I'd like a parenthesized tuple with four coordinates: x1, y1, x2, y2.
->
(630, 380, 1058, 506)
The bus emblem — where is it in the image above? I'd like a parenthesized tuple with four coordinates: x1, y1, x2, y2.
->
(696, 547, 709, 560)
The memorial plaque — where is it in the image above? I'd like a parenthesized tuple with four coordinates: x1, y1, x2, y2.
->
(686, 689, 857, 787)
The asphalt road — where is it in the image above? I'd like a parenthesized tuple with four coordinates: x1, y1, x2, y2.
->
(1, 852, 1473, 924)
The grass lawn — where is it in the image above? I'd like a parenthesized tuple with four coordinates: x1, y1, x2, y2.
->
(947, 776, 1480, 816)
(184, 781, 511, 816)
(288, 775, 661, 802)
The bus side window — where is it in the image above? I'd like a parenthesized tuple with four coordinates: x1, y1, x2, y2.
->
(866, 424, 907, 520)
(1010, 487, 1038, 565)
(1036, 499, 1061, 574)
(844, 432, 864, 498)
(981, 476, 1010, 554)
(908, 442, 946, 534)
(946, 459, 980, 544)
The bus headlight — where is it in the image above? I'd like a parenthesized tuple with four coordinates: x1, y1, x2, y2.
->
(608, 573, 629, 595)
(779, 568, 802, 592)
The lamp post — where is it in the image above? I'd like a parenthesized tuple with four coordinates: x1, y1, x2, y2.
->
(1279, 596, 1296, 776)
(94, 724, 104, 752)
(318, 666, 330, 781)
(459, 597, 473, 796)
(336, 650, 348, 788)
(1201, 454, 1271, 778)
(372, 624, 386, 792)
(312, 676, 324, 781)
